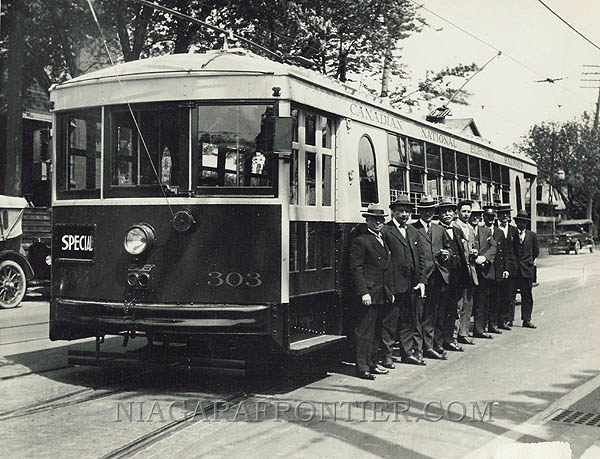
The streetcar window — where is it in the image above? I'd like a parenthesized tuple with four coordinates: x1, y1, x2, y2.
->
(500, 165, 510, 186)
(481, 159, 491, 182)
(426, 143, 441, 172)
(196, 104, 273, 190)
(492, 162, 501, 183)
(442, 148, 455, 174)
(457, 179, 468, 199)
(108, 105, 185, 195)
(469, 156, 481, 180)
(56, 108, 101, 198)
(408, 139, 425, 168)
(481, 183, 489, 204)
(322, 154, 332, 206)
(291, 149, 299, 205)
(387, 133, 407, 165)
(305, 112, 317, 146)
(389, 166, 406, 200)
(291, 109, 299, 143)
(409, 169, 424, 194)
(321, 117, 332, 149)
(427, 175, 440, 197)
(358, 135, 378, 206)
(456, 152, 468, 178)
(443, 178, 455, 198)
(306, 151, 317, 205)
(306, 222, 318, 270)
(470, 181, 481, 201)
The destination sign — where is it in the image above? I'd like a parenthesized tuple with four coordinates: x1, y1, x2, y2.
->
(53, 224, 95, 262)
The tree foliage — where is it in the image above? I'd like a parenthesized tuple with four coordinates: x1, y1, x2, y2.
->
(517, 112, 600, 222)
(1, 0, 481, 113)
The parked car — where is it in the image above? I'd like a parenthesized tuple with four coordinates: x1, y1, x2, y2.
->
(549, 219, 596, 255)
(0, 195, 51, 308)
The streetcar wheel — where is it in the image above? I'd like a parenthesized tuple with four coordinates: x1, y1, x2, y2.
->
(0, 260, 27, 309)
(574, 240, 581, 254)
(590, 244, 595, 253)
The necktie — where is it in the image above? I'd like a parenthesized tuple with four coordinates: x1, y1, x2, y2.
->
(427, 224, 432, 239)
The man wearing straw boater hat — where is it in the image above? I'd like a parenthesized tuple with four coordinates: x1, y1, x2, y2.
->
(382, 195, 426, 366)
(412, 195, 451, 361)
(349, 203, 395, 380)
(435, 197, 469, 353)
(512, 210, 539, 329)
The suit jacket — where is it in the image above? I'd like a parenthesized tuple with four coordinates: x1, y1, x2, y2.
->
(412, 220, 451, 285)
(514, 230, 539, 278)
(492, 224, 518, 281)
(382, 221, 425, 294)
(453, 221, 478, 286)
(444, 225, 469, 287)
(474, 225, 497, 282)
(349, 230, 394, 304)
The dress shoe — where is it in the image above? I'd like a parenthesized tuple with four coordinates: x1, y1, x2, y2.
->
(523, 321, 537, 329)
(443, 342, 464, 352)
(370, 365, 389, 375)
(434, 346, 448, 358)
(401, 354, 426, 366)
(499, 322, 512, 330)
(507, 321, 513, 327)
(380, 359, 395, 369)
(473, 332, 493, 339)
(457, 335, 475, 345)
(423, 349, 448, 360)
(356, 370, 375, 380)
(488, 326, 502, 334)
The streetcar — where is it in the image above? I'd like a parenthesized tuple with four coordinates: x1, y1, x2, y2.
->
(49, 48, 537, 365)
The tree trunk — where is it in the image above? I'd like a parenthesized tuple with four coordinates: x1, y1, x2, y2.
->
(2, 0, 25, 196)
(586, 193, 593, 220)
(380, 44, 392, 97)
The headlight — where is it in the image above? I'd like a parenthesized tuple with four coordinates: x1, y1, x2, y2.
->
(124, 223, 156, 255)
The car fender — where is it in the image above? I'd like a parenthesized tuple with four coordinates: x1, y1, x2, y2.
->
(0, 250, 35, 280)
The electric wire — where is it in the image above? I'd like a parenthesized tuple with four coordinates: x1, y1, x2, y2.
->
(536, 0, 600, 53)
(85, 0, 175, 218)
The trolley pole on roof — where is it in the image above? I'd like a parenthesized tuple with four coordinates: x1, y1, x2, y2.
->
(1, 0, 25, 196)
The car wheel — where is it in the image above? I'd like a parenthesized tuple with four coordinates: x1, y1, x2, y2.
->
(574, 240, 581, 254)
(0, 259, 27, 309)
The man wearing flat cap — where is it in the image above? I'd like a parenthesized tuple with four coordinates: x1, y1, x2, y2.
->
(512, 210, 539, 329)
(349, 203, 395, 380)
(412, 195, 451, 360)
(382, 195, 426, 366)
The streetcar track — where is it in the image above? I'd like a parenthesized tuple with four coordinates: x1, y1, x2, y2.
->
(0, 336, 49, 346)
(0, 321, 49, 330)
(0, 364, 71, 381)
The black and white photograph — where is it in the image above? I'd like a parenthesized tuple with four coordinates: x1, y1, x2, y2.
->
(1, 1, 599, 457)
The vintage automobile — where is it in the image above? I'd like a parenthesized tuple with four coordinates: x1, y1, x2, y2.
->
(0, 195, 51, 308)
(549, 219, 596, 255)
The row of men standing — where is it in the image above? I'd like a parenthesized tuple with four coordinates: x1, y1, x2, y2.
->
(349, 195, 539, 380)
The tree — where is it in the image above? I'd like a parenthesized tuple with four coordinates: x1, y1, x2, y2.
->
(517, 113, 600, 229)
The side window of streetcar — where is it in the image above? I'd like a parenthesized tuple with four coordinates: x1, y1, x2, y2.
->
(358, 135, 378, 206)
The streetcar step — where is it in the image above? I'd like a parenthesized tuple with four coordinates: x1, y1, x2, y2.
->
(289, 334, 346, 356)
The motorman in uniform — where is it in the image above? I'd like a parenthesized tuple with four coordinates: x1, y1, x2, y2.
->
(512, 210, 539, 329)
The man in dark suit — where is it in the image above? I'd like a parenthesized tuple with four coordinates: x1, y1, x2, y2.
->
(349, 203, 395, 380)
(382, 195, 426, 366)
(489, 204, 518, 333)
(412, 195, 451, 360)
(436, 197, 469, 353)
(453, 200, 481, 345)
(473, 206, 498, 339)
(513, 210, 539, 328)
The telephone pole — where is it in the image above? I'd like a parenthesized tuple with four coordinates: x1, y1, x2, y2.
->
(580, 64, 600, 219)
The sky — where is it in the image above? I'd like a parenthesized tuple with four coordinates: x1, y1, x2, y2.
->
(396, 0, 600, 150)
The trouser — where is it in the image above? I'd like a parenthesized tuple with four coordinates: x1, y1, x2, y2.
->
(473, 279, 494, 335)
(489, 279, 514, 327)
(456, 285, 475, 337)
(355, 303, 387, 372)
(421, 270, 447, 351)
(514, 275, 534, 321)
(394, 291, 417, 358)
(503, 279, 516, 323)
(436, 283, 463, 347)
(378, 301, 398, 362)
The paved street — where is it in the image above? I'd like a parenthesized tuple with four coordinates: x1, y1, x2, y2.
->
(1, 250, 599, 458)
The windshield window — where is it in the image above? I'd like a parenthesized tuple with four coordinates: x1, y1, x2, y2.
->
(196, 104, 274, 192)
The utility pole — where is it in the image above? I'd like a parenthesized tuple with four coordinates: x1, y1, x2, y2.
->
(580, 65, 600, 220)
(2, 0, 25, 196)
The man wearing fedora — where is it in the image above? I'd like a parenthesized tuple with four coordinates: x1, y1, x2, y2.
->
(349, 203, 395, 380)
(412, 195, 451, 360)
(489, 203, 518, 333)
(452, 200, 481, 345)
(513, 210, 539, 329)
(382, 195, 426, 366)
(436, 197, 469, 353)
(473, 205, 498, 339)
